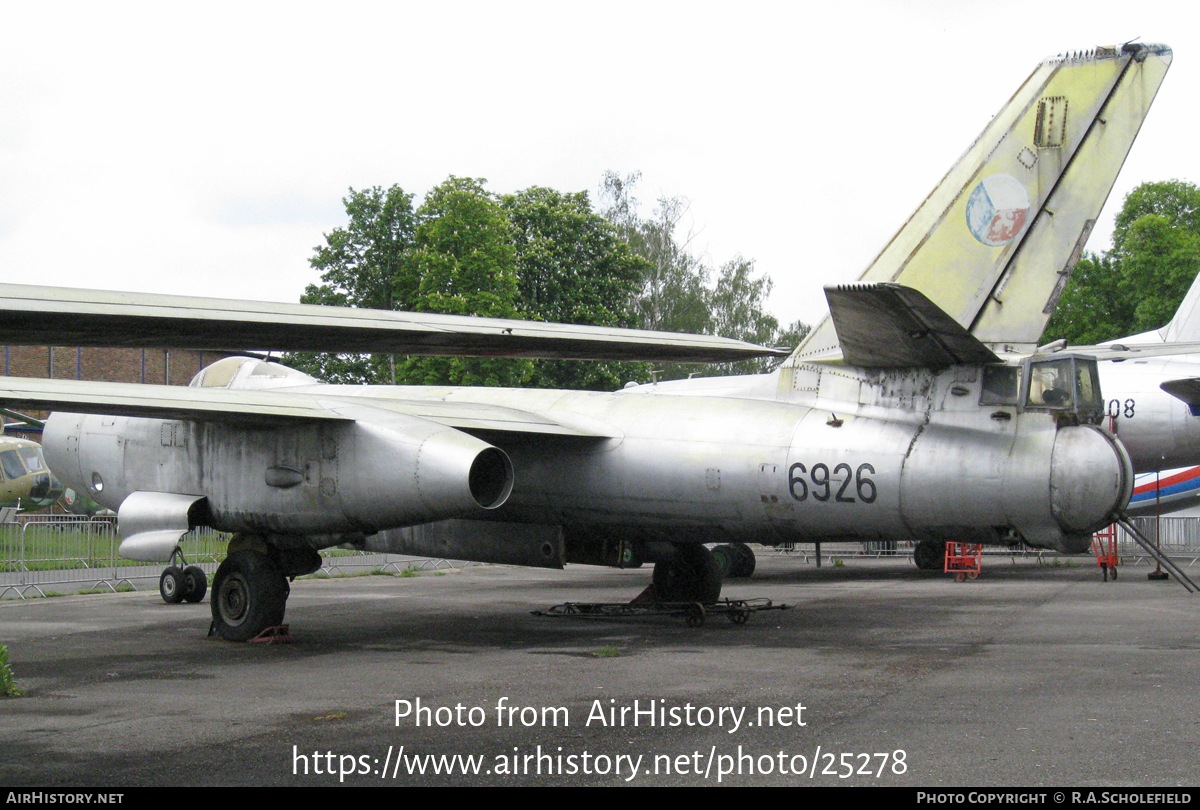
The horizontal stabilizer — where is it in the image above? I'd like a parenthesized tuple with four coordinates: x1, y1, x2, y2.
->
(1160, 378, 1200, 409)
(824, 283, 1000, 368)
(0, 283, 783, 363)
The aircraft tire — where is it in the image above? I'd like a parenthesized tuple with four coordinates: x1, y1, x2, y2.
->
(710, 545, 735, 578)
(182, 565, 208, 603)
(210, 550, 289, 642)
(159, 566, 185, 604)
(913, 540, 945, 571)
(729, 542, 756, 578)
(653, 544, 722, 604)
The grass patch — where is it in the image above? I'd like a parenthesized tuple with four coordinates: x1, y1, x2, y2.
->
(0, 525, 230, 572)
(0, 644, 23, 698)
(305, 570, 373, 580)
(591, 646, 622, 658)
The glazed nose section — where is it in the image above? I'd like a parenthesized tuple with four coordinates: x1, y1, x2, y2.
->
(1049, 426, 1133, 533)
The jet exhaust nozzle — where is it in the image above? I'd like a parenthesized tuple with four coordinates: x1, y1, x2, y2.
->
(468, 446, 513, 509)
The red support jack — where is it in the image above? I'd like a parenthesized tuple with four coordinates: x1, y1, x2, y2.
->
(944, 542, 982, 582)
(1092, 524, 1119, 581)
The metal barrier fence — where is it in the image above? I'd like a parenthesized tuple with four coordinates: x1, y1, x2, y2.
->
(7, 515, 1200, 598)
(0, 516, 474, 599)
(769, 540, 1044, 561)
(1114, 516, 1200, 568)
(771, 518, 1200, 567)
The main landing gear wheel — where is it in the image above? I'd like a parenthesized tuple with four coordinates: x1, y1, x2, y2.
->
(182, 565, 208, 603)
(728, 542, 756, 578)
(159, 566, 185, 604)
(913, 540, 946, 571)
(711, 543, 756, 579)
(710, 545, 735, 578)
(210, 549, 289, 642)
(653, 545, 722, 604)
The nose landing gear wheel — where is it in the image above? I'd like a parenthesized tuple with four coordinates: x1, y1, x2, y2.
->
(159, 566, 185, 604)
(210, 550, 289, 642)
(182, 565, 208, 603)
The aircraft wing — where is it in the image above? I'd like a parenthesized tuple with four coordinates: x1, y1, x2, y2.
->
(0, 377, 611, 437)
(793, 42, 1172, 362)
(1040, 341, 1200, 361)
(816, 283, 1000, 368)
(0, 283, 784, 363)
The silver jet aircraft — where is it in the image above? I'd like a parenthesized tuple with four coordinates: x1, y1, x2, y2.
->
(0, 43, 1172, 640)
(1072, 267, 1200, 513)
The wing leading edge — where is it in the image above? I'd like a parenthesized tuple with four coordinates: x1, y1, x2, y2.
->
(0, 283, 784, 364)
(0, 377, 612, 437)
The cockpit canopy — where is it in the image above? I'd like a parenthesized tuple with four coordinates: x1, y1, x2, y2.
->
(980, 354, 1105, 424)
(189, 357, 317, 391)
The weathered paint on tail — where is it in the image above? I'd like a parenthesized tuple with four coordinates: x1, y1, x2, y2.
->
(791, 43, 1172, 366)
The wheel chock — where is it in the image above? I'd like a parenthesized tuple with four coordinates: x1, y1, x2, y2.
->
(249, 625, 292, 644)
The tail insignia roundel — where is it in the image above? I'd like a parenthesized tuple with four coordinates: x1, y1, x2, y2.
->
(965, 174, 1031, 247)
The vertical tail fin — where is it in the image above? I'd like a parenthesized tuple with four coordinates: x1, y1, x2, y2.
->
(1158, 267, 1200, 343)
(791, 43, 1172, 364)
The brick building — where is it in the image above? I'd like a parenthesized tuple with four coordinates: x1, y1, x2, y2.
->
(1, 347, 242, 432)
(1, 346, 237, 387)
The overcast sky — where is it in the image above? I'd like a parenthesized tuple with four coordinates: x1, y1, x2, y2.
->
(1, 1, 1197, 330)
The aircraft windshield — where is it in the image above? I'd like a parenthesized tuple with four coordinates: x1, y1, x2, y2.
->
(0, 450, 26, 480)
(980, 365, 1021, 405)
(1075, 361, 1102, 410)
(1023, 355, 1104, 417)
(1027, 358, 1074, 408)
(18, 447, 44, 472)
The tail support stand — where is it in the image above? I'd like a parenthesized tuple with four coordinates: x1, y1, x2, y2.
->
(1114, 514, 1199, 593)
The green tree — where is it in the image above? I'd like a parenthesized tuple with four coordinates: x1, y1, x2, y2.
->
(1042, 180, 1200, 345)
(708, 256, 784, 375)
(599, 172, 710, 336)
(501, 186, 649, 390)
(292, 172, 799, 389)
(1116, 214, 1200, 334)
(287, 185, 418, 384)
(1041, 253, 1127, 345)
(400, 177, 531, 387)
(598, 170, 805, 379)
(1112, 180, 1200, 254)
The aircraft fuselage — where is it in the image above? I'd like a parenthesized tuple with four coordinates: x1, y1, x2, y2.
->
(42, 360, 1132, 558)
(1097, 356, 1200, 472)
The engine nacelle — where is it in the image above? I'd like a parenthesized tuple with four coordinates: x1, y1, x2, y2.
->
(43, 403, 513, 545)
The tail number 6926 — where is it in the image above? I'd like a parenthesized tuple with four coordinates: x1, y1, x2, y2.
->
(788, 462, 877, 503)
